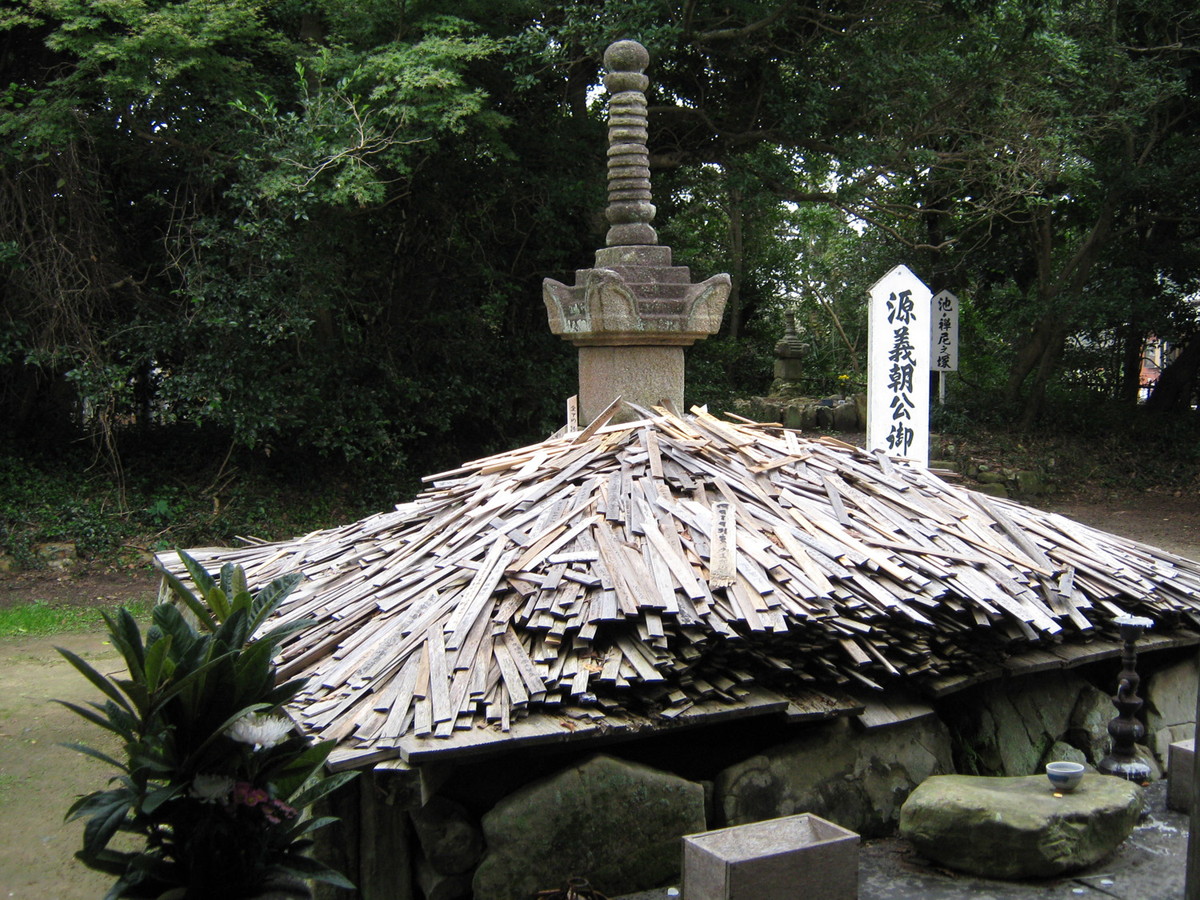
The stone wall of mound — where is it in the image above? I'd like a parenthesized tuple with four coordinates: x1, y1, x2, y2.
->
(313, 648, 1195, 900)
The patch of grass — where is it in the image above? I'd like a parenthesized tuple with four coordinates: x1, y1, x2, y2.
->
(0, 772, 23, 799)
(0, 599, 154, 638)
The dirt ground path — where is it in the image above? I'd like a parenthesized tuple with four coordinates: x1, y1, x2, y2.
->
(0, 632, 128, 899)
(0, 492, 1196, 899)
(1046, 491, 1200, 562)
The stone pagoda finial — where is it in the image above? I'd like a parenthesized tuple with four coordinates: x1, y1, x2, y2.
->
(602, 40, 657, 247)
(544, 39, 731, 424)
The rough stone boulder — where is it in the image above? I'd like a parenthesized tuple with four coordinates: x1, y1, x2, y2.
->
(1067, 683, 1117, 765)
(471, 754, 706, 900)
(410, 796, 483, 875)
(715, 715, 953, 837)
(899, 773, 1143, 879)
(1145, 654, 1198, 761)
(944, 670, 1093, 775)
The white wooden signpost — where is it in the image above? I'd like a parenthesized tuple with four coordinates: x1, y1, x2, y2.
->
(567, 395, 579, 432)
(930, 289, 959, 405)
(867, 265, 932, 467)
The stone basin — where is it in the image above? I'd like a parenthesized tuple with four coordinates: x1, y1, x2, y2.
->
(898, 773, 1143, 879)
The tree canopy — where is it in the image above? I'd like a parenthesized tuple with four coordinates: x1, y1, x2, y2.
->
(2, 0, 1198, 477)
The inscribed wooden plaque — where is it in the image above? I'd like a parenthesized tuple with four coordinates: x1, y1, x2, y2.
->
(867, 265, 931, 466)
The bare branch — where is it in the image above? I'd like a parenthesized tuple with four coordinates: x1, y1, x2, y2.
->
(696, 1, 796, 43)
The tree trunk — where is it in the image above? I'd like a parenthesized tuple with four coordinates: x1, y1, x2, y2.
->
(1118, 324, 1145, 405)
(1017, 320, 1069, 430)
(1145, 334, 1200, 414)
(566, 49, 596, 123)
(1004, 313, 1063, 406)
(1005, 199, 1117, 424)
(725, 186, 745, 338)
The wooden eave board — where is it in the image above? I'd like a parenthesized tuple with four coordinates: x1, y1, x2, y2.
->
(852, 689, 937, 729)
(923, 629, 1200, 697)
(781, 686, 866, 722)
(395, 685, 790, 764)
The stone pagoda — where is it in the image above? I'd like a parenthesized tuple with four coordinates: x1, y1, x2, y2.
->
(543, 40, 731, 424)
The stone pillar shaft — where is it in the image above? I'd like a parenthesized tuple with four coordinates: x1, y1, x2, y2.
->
(578, 346, 683, 424)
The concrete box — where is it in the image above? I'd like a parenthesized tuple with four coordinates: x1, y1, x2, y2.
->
(1168, 738, 1194, 813)
(682, 813, 859, 900)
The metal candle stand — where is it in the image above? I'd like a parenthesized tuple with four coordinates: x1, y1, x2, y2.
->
(1097, 615, 1155, 783)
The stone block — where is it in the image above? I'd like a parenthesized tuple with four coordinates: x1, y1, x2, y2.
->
(472, 754, 706, 900)
(35, 541, 76, 570)
(774, 357, 805, 382)
(1044, 741, 1087, 767)
(578, 345, 684, 424)
(410, 796, 483, 875)
(832, 401, 859, 431)
(1168, 738, 1195, 813)
(1145, 655, 1197, 761)
(733, 398, 780, 425)
(899, 773, 1143, 879)
(682, 813, 858, 900)
(715, 715, 953, 837)
(1014, 469, 1046, 495)
(945, 670, 1089, 776)
(417, 857, 473, 900)
(781, 404, 806, 431)
(1067, 684, 1117, 765)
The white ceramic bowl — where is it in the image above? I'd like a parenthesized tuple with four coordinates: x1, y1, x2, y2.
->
(1046, 761, 1085, 792)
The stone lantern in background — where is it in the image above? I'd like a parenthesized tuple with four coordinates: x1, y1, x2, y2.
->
(772, 312, 810, 396)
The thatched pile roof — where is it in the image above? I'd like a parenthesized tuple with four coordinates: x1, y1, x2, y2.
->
(160, 403, 1200, 769)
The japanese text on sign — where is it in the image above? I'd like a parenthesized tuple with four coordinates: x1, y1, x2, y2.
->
(867, 265, 931, 467)
(930, 290, 959, 372)
(708, 501, 736, 588)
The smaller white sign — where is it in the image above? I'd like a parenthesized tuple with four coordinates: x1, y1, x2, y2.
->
(930, 290, 959, 372)
(708, 502, 737, 588)
(867, 265, 932, 467)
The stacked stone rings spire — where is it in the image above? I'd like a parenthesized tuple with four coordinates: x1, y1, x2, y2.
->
(603, 40, 657, 247)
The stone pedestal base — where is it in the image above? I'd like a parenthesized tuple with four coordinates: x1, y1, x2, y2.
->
(578, 345, 684, 424)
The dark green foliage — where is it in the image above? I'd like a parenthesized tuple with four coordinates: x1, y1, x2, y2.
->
(0, 452, 134, 564)
(0, 436, 399, 567)
(59, 553, 357, 899)
(2, 0, 1198, 479)
(1, 1, 584, 472)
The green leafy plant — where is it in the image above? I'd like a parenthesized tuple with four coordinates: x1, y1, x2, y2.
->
(58, 552, 356, 899)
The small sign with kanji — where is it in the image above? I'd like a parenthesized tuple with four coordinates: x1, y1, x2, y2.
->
(930, 289, 959, 372)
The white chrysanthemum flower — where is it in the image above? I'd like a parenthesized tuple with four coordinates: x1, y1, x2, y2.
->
(226, 712, 293, 751)
(190, 773, 234, 804)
